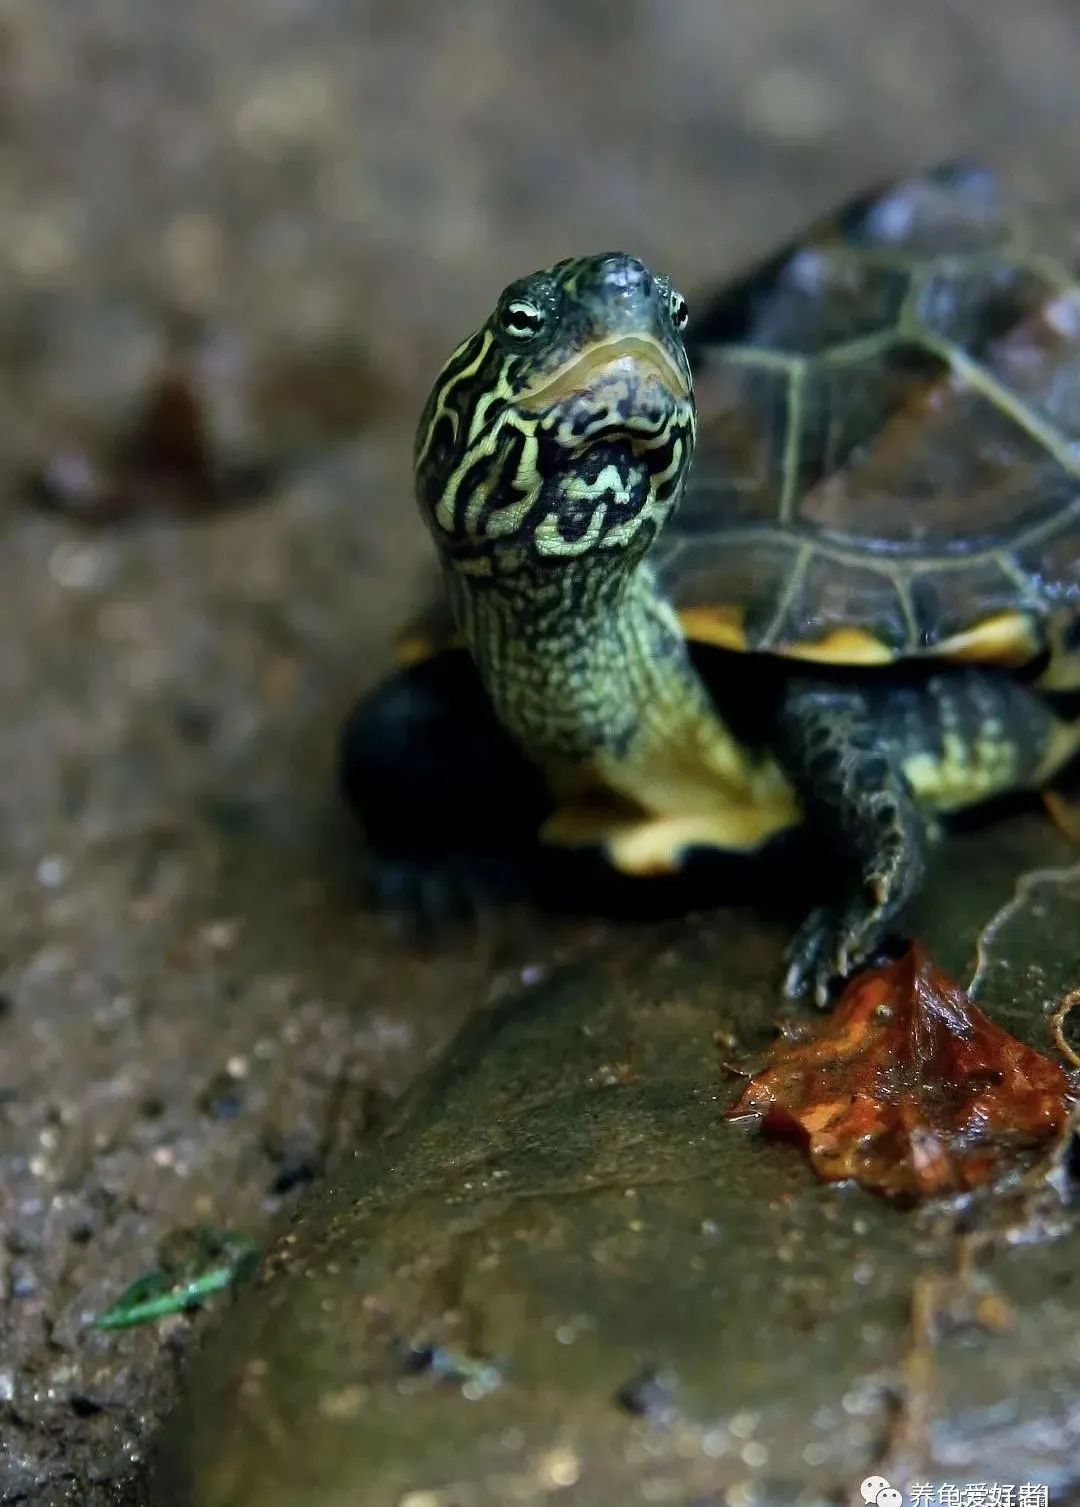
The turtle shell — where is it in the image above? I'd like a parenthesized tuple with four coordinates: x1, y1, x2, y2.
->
(663, 163, 1080, 683)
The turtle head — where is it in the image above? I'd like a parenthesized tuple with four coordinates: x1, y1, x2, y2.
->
(415, 253, 696, 585)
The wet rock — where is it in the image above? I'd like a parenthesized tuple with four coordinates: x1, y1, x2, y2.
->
(614, 1365, 681, 1424)
(157, 818, 1080, 1506)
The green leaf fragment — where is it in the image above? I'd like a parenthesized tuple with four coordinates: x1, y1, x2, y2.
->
(96, 1229, 260, 1331)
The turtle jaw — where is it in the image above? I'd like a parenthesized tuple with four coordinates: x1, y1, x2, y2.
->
(514, 334, 690, 415)
(516, 334, 693, 476)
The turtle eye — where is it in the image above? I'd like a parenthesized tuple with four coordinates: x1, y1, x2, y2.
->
(669, 287, 689, 331)
(500, 298, 546, 341)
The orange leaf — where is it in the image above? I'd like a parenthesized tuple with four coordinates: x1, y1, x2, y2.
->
(727, 943, 1073, 1201)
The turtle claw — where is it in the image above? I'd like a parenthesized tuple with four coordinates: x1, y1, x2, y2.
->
(783, 906, 836, 1007)
(783, 900, 883, 1008)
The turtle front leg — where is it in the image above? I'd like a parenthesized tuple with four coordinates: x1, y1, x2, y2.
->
(775, 680, 926, 1006)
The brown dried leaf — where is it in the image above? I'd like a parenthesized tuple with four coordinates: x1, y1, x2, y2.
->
(727, 944, 1073, 1201)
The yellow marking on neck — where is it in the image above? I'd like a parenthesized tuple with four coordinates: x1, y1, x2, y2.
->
(455, 555, 494, 577)
(534, 499, 609, 557)
(465, 389, 501, 445)
(458, 426, 510, 535)
(651, 433, 686, 486)
(418, 330, 494, 477)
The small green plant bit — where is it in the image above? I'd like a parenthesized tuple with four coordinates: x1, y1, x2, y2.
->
(96, 1228, 259, 1331)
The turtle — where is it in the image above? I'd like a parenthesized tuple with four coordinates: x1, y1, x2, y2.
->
(341, 162, 1080, 1004)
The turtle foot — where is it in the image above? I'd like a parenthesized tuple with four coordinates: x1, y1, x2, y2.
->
(783, 899, 905, 1009)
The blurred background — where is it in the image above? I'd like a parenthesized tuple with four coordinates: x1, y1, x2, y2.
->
(5, 0, 1080, 599)
(2, 2, 1080, 1501)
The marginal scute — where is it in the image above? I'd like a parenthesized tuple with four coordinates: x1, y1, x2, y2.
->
(772, 551, 911, 658)
(677, 605, 746, 653)
(666, 163, 1080, 674)
(909, 563, 1042, 654)
(665, 536, 801, 649)
(933, 611, 1041, 665)
(781, 628, 895, 666)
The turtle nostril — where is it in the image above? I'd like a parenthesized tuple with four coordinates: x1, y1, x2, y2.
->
(597, 254, 651, 297)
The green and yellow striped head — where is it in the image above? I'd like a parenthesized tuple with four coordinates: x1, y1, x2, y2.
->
(415, 253, 696, 580)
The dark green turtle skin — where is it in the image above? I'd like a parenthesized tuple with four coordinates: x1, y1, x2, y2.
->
(341, 165, 1080, 1004)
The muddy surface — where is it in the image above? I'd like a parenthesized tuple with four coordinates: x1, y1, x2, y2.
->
(3, 2, 1080, 1503)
